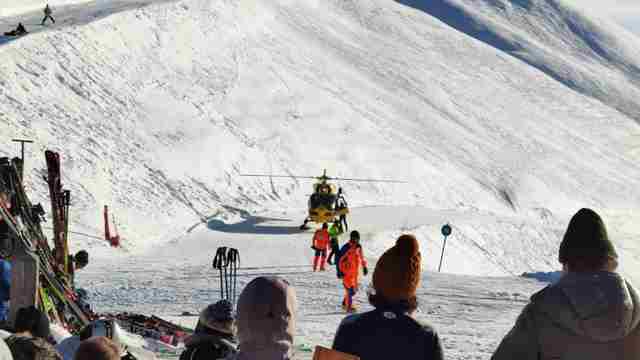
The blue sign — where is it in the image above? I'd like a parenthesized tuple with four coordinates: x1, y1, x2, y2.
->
(441, 224, 452, 237)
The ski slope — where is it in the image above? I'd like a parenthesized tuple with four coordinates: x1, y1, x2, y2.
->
(0, 0, 639, 358)
(0, 0, 637, 276)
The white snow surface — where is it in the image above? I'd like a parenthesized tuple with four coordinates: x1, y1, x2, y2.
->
(0, 0, 639, 358)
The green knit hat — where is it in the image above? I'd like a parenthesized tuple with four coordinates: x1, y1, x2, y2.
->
(558, 208, 617, 264)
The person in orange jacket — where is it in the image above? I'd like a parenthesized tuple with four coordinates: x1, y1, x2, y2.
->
(338, 231, 368, 312)
(311, 223, 330, 271)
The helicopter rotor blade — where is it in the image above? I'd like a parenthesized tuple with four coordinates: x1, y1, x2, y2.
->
(240, 174, 319, 179)
(326, 177, 407, 183)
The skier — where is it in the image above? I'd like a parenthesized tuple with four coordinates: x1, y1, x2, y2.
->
(492, 208, 640, 360)
(180, 300, 237, 360)
(335, 188, 348, 230)
(311, 223, 330, 272)
(338, 230, 368, 312)
(333, 234, 443, 360)
(4, 23, 28, 36)
(41, 4, 55, 25)
(326, 220, 343, 277)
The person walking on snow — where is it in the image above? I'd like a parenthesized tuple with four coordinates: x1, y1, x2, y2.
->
(338, 230, 368, 312)
(335, 188, 348, 231)
(311, 223, 330, 272)
(41, 4, 55, 25)
(492, 208, 640, 360)
(326, 220, 343, 276)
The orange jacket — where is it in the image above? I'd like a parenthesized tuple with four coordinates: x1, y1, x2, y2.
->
(341, 245, 366, 288)
(312, 229, 330, 250)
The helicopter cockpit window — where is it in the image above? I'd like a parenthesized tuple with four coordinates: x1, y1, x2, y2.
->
(310, 193, 336, 210)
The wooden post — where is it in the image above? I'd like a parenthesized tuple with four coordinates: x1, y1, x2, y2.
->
(11, 139, 33, 181)
(9, 238, 39, 326)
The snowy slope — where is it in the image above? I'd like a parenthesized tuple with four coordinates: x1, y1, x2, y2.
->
(398, 0, 640, 121)
(0, 0, 639, 279)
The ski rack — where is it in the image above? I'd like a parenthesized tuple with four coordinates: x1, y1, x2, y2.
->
(0, 155, 91, 331)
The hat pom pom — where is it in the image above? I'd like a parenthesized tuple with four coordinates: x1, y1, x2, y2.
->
(395, 234, 419, 256)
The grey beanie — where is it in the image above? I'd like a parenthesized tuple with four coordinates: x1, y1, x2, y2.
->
(236, 276, 296, 359)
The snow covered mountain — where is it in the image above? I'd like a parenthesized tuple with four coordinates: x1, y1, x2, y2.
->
(2, 1, 640, 359)
(0, 0, 639, 279)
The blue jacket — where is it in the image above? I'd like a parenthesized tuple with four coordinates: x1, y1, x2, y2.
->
(0, 259, 11, 321)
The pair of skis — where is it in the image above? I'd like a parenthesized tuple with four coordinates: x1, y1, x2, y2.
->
(44, 150, 71, 276)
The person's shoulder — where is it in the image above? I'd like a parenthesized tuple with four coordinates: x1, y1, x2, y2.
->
(336, 311, 369, 332)
(409, 316, 439, 336)
(7, 336, 61, 359)
(381, 312, 435, 333)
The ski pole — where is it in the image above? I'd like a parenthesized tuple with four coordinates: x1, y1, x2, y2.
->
(227, 248, 239, 305)
(213, 247, 228, 300)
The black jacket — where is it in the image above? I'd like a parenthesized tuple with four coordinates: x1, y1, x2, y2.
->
(333, 307, 443, 360)
(179, 330, 237, 360)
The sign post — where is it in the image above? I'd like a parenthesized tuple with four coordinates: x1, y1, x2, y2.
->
(438, 223, 452, 272)
(11, 138, 33, 180)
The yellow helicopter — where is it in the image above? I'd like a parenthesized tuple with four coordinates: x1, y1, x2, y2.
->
(241, 170, 405, 230)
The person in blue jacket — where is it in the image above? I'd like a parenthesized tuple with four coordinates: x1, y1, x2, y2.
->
(0, 258, 11, 323)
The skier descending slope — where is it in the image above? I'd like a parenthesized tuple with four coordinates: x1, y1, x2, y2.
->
(492, 208, 640, 360)
(332, 234, 443, 360)
(311, 224, 330, 272)
(338, 231, 368, 312)
(41, 4, 55, 25)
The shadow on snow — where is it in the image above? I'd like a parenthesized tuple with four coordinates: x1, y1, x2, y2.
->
(207, 215, 304, 235)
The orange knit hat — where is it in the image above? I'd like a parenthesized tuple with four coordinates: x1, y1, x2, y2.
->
(372, 234, 421, 302)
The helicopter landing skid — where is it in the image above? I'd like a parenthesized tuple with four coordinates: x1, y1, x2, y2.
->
(299, 219, 310, 230)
